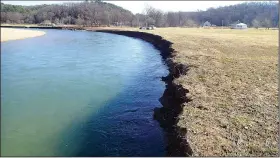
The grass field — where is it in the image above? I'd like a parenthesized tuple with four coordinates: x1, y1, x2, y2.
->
(136, 28, 278, 156)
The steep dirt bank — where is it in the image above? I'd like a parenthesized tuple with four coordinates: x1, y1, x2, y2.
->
(94, 30, 193, 156)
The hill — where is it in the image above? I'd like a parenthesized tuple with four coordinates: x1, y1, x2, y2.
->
(0, 2, 134, 26)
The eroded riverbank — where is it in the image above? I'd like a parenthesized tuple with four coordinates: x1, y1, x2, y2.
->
(94, 30, 193, 156)
(93, 28, 278, 156)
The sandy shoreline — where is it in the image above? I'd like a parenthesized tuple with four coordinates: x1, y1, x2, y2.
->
(1, 28, 46, 42)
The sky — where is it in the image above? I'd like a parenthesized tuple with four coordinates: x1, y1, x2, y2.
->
(2, 1, 255, 14)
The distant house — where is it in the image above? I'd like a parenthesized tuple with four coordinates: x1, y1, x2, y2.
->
(203, 21, 211, 27)
(230, 22, 248, 29)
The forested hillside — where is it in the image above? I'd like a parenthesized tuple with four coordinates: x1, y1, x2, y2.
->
(0, 1, 134, 26)
(140, 1, 278, 28)
(1, 1, 278, 28)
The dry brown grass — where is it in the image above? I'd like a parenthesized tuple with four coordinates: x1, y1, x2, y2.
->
(1, 28, 46, 42)
(136, 28, 278, 156)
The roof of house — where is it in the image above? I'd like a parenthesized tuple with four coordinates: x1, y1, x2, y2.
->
(203, 21, 211, 26)
(236, 23, 247, 26)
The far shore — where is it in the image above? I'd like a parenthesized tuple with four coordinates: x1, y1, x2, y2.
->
(1, 28, 46, 42)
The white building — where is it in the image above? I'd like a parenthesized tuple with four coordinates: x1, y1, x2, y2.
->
(203, 21, 211, 27)
(230, 23, 248, 29)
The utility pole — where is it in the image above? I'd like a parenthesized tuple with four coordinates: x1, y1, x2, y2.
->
(222, 20, 223, 29)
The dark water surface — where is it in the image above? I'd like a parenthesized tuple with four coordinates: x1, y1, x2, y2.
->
(1, 29, 168, 156)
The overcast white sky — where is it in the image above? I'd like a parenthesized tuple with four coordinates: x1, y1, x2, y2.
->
(2, 1, 259, 14)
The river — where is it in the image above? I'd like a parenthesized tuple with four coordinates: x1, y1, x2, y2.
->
(1, 29, 168, 156)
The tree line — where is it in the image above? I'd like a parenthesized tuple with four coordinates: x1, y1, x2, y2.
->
(1, 1, 134, 26)
(1, 1, 278, 28)
(140, 1, 278, 28)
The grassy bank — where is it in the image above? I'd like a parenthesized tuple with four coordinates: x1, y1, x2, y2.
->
(139, 28, 278, 156)
(1, 28, 46, 42)
(98, 27, 278, 156)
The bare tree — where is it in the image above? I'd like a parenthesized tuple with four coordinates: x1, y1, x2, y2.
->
(185, 19, 198, 27)
(1, 12, 7, 23)
(7, 12, 23, 23)
(252, 18, 260, 29)
(74, 17, 83, 25)
(143, 4, 164, 27)
(263, 18, 272, 29)
(166, 12, 180, 27)
(42, 19, 51, 24)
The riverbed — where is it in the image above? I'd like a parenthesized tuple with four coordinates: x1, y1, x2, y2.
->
(1, 29, 168, 156)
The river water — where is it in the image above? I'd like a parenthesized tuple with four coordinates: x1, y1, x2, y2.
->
(1, 29, 168, 156)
